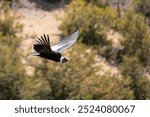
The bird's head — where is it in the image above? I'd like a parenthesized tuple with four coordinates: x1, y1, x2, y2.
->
(60, 56, 68, 63)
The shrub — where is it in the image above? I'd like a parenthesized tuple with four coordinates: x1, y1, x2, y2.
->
(45, 0, 70, 4)
(19, 43, 136, 100)
(60, 0, 117, 46)
(0, 2, 26, 99)
(116, 11, 150, 66)
(134, 0, 150, 18)
(80, 75, 134, 100)
(121, 55, 150, 99)
(83, 0, 108, 7)
(20, 43, 99, 99)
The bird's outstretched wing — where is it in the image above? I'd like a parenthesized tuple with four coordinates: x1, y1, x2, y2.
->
(51, 31, 79, 53)
(33, 34, 52, 53)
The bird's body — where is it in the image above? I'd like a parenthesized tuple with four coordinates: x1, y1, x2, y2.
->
(32, 31, 79, 63)
(39, 52, 61, 62)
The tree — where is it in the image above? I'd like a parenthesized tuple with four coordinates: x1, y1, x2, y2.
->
(0, 2, 26, 99)
(116, 11, 150, 67)
(20, 44, 99, 99)
(134, 0, 150, 26)
(83, 0, 108, 7)
(59, 0, 150, 100)
(20, 43, 136, 100)
(134, 0, 150, 18)
(80, 75, 134, 100)
(107, 0, 133, 17)
(121, 56, 150, 99)
(60, 0, 117, 46)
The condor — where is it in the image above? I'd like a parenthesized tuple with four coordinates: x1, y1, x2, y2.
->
(32, 31, 79, 63)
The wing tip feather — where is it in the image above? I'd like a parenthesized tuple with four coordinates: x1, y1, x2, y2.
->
(33, 34, 50, 45)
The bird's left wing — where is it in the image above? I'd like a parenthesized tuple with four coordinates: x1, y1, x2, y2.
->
(33, 34, 52, 53)
(51, 31, 79, 53)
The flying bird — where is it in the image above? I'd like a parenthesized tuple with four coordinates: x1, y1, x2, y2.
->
(32, 31, 79, 63)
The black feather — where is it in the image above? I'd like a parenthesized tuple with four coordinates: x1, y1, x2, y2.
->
(47, 34, 50, 43)
(35, 38, 43, 45)
(40, 35, 46, 44)
(43, 34, 48, 44)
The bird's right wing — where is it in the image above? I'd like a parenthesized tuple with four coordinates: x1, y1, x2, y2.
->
(33, 34, 52, 53)
(51, 31, 79, 53)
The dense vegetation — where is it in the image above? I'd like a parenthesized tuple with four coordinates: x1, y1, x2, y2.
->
(0, 3, 25, 99)
(0, 0, 150, 100)
(59, 0, 150, 99)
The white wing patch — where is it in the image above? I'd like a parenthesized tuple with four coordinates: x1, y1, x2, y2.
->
(51, 31, 79, 53)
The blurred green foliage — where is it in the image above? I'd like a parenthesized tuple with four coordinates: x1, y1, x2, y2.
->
(0, 0, 150, 100)
(80, 73, 134, 99)
(59, 0, 150, 99)
(21, 44, 99, 99)
(45, 0, 71, 4)
(20, 44, 134, 99)
(117, 11, 150, 67)
(83, 0, 108, 7)
(134, 0, 150, 26)
(121, 56, 150, 99)
(0, 3, 26, 99)
(60, 0, 118, 46)
(134, 0, 150, 18)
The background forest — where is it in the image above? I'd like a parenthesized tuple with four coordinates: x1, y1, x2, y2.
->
(0, 0, 150, 99)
